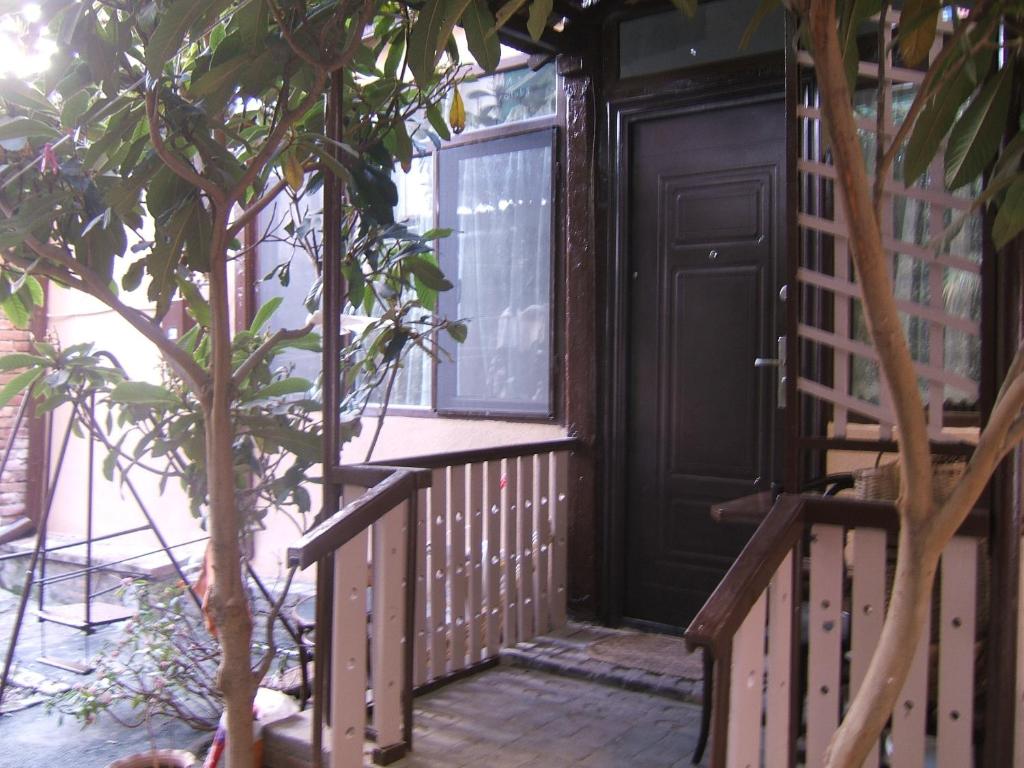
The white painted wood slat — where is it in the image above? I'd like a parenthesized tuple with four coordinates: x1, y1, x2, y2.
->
(428, 469, 447, 678)
(727, 591, 767, 768)
(937, 536, 978, 768)
(550, 451, 569, 630)
(765, 551, 794, 768)
(502, 459, 519, 645)
(806, 524, 844, 768)
(467, 462, 484, 664)
(371, 503, 408, 750)
(534, 453, 551, 636)
(330, 528, 369, 768)
(517, 456, 535, 642)
(485, 460, 502, 657)
(449, 464, 468, 671)
(850, 527, 887, 768)
(413, 486, 428, 687)
(890, 590, 931, 768)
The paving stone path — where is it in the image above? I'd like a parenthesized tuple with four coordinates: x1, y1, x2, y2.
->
(391, 666, 707, 768)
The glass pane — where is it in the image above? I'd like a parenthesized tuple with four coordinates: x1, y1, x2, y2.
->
(448, 63, 557, 132)
(619, 0, 785, 79)
(256, 189, 322, 384)
(437, 130, 553, 415)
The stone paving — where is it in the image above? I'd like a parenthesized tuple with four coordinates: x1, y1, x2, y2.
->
(390, 665, 708, 768)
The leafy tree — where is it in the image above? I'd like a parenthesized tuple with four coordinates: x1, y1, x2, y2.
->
(738, 1, 1023, 764)
(0, 0, 530, 763)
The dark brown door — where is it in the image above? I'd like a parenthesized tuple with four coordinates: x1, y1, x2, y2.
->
(624, 99, 786, 628)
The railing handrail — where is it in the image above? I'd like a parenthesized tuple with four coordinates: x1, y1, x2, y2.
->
(685, 493, 991, 655)
(686, 494, 806, 655)
(288, 468, 421, 569)
(367, 436, 580, 470)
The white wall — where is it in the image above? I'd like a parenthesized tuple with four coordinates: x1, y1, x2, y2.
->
(44, 284, 566, 585)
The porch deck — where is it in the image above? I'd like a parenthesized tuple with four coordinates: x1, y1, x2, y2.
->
(266, 663, 708, 768)
(264, 621, 707, 768)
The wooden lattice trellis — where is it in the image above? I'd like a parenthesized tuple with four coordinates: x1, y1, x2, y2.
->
(797, 9, 982, 441)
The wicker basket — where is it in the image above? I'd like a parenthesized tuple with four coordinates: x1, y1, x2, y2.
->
(853, 456, 966, 503)
(853, 459, 900, 501)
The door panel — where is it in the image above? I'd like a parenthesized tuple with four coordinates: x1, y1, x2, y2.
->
(624, 99, 786, 628)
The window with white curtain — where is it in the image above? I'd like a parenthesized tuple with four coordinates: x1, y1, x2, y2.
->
(251, 61, 559, 418)
(436, 130, 555, 416)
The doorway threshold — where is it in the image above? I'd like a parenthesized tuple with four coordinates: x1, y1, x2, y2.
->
(500, 621, 704, 704)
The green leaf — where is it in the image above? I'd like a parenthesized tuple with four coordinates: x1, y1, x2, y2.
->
(176, 276, 211, 328)
(237, 0, 269, 53)
(0, 368, 42, 409)
(408, 0, 447, 86)
(146, 0, 234, 74)
(425, 103, 451, 141)
(0, 117, 61, 142)
(945, 67, 1013, 189)
(667, 0, 697, 16)
(0, 78, 56, 114)
(902, 43, 991, 186)
(188, 51, 252, 100)
(0, 353, 49, 372)
(243, 377, 313, 401)
(993, 176, 1024, 250)
(251, 296, 283, 333)
(109, 381, 180, 407)
(463, 0, 501, 72)
(527, 0, 552, 41)
(446, 321, 468, 343)
(899, 0, 940, 67)
(405, 255, 453, 291)
(0, 293, 30, 329)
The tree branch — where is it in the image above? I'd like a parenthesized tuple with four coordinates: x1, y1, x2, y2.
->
(809, 0, 933, 515)
(227, 177, 290, 240)
(232, 323, 314, 388)
(145, 89, 226, 207)
(0, 198, 208, 393)
(251, 564, 297, 684)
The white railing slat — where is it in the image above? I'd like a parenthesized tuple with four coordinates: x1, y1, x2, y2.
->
(765, 550, 794, 768)
(937, 536, 978, 768)
(851, 527, 887, 768)
(517, 455, 536, 642)
(485, 460, 502, 658)
(806, 524, 844, 768)
(330, 525, 369, 768)
(502, 458, 519, 645)
(371, 503, 408, 750)
(534, 453, 551, 636)
(429, 468, 448, 678)
(467, 462, 485, 664)
(727, 591, 767, 768)
(413, 486, 428, 687)
(550, 451, 569, 630)
(890, 586, 931, 768)
(449, 463, 468, 670)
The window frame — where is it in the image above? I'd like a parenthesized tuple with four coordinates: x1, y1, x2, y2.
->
(434, 125, 559, 419)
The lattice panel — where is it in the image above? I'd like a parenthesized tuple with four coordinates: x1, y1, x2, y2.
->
(797, 10, 982, 440)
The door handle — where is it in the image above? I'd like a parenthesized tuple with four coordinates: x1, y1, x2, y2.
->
(753, 336, 786, 409)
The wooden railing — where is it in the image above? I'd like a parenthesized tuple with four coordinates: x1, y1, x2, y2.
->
(685, 494, 988, 768)
(287, 437, 577, 768)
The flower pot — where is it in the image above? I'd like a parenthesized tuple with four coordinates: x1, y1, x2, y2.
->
(105, 749, 197, 768)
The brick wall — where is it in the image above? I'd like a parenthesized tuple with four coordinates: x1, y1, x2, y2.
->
(0, 316, 35, 520)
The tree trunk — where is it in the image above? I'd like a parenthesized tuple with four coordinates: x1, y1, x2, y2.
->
(803, 2, 947, 765)
(204, 215, 256, 768)
(825, 523, 942, 766)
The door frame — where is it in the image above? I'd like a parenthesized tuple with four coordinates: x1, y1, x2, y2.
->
(601, 82, 794, 627)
